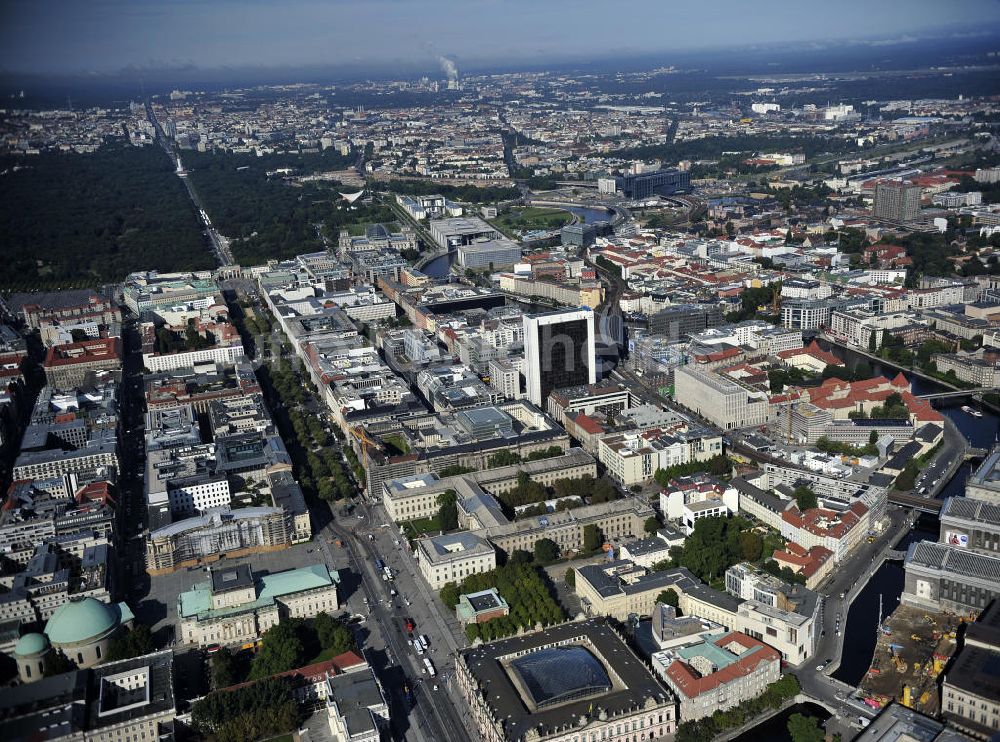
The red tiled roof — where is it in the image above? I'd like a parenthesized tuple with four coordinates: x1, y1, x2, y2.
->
(572, 413, 606, 436)
(665, 632, 780, 700)
(805, 372, 909, 411)
(773, 543, 834, 577)
(75, 481, 115, 506)
(776, 340, 842, 367)
(43, 337, 121, 368)
(693, 347, 743, 364)
(901, 391, 944, 423)
(223, 651, 366, 693)
(2, 480, 33, 511)
(781, 502, 867, 540)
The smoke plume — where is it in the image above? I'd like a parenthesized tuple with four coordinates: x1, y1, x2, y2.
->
(438, 55, 458, 81)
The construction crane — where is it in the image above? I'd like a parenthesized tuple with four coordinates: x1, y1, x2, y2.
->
(351, 426, 381, 457)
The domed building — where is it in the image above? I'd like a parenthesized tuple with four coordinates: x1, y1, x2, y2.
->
(12, 632, 50, 683)
(13, 597, 134, 683)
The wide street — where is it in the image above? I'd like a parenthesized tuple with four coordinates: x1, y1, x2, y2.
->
(317, 496, 476, 742)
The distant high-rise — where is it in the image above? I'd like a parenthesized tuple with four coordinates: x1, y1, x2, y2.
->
(614, 168, 690, 199)
(873, 180, 921, 223)
(523, 308, 597, 407)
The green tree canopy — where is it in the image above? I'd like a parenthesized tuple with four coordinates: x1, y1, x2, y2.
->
(582, 524, 603, 552)
(43, 649, 76, 677)
(191, 677, 302, 742)
(313, 613, 356, 656)
(656, 589, 679, 609)
(644, 516, 661, 534)
(793, 486, 818, 511)
(738, 530, 764, 561)
(488, 450, 521, 467)
(105, 624, 154, 663)
(438, 464, 475, 477)
(250, 622, 305, 679)
(439, 582, 461, 608)
(465, 623, 481, 643)
(654, 455, 732, 486)
(211, 647, 245, 689)
(675, 515, 759, 583)
(787, 713, 825, 742)
(895, 460, 920, 491)
(533, 538, 560, 564)
(437, 489, 459, 531)
(440, 561, 565, 639)
(0, 144, 214, 291)
(509, 549, 534, 565)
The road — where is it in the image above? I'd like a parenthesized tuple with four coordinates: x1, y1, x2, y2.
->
(115, 313, 161, 628)
(911, 414, 968, 499)
(142, 99, 234, 266)
(303, 463, 474, 742)
(792, 505, 915, 712)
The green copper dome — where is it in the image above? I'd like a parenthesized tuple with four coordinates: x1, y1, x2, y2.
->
(45, 598, 119, 645)
(14, 632, 49, 657)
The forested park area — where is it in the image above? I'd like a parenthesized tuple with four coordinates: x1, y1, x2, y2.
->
(0, 144, 213, 291)
(182, 149, 396, 265)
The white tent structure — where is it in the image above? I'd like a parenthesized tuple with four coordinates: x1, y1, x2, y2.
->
(339, 189, 365, 204)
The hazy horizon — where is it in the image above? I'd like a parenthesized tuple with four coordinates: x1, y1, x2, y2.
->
(4, 0, 1000, 77)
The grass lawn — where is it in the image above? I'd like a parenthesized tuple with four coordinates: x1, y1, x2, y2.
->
(401, 515, 440, 542)
(494, 206, 572, 234)
(346, 220, 400, 236)
(382, 433, 410, 455)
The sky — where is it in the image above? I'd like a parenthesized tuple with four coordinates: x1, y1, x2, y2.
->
(2, 0, 1000, 76)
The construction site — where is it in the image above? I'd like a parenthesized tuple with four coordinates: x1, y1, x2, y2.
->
(857, 604, 967, 716)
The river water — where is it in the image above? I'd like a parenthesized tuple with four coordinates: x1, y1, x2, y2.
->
(819, 343, 998, 686)
(422, 251, 455, 278)
(567, 206, 612, 224)
(731, 702, 831, 742)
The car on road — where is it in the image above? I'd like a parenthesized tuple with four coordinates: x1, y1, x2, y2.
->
(816, 664, 825, 672)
